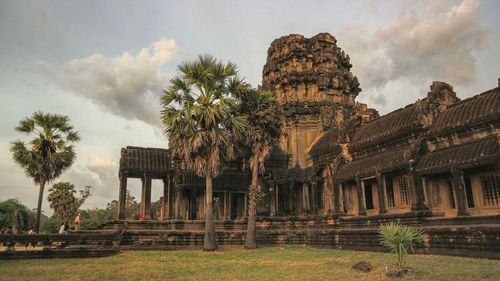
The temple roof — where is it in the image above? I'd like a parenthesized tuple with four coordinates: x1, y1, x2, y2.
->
(416, 136, 500, 175)
(308, 128, 344, 166)
(335, 144, 415, 182)
(350, 104, 420, 150)
(119, 146, 172, 177)
(429, 87, 500, 136)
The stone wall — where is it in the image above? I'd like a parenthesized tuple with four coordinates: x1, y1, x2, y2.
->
(103, 215, 500, 259)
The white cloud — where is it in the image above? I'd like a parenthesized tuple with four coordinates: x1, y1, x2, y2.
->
(341, 0, 486, 110)
(59, 157, 119, 209)
(38, 38, 180, 127)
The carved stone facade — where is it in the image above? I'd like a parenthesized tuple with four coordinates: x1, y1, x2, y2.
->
(116, 33, 499, 223)
(262, 33, 368, 169)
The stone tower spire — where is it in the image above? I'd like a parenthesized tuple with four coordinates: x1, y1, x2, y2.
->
(262, 33, 362, 168)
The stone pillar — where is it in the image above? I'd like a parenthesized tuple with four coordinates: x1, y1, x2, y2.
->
(322, 178, 329, 215)
(270, 184, 277, 216)
(162, 177, 170, 220)
(310, 181, 317, 213)
(301, 183, 309, 214)
(376, 173, 388, 214)
(140, 175, 152, 220)
(355, 176, 367, 216)
(118, 175, 127, 220)
(174, 187, 182, 219)
(289, 183, 296, 215)
(408, 160, 428, 212)
(451, 166, 470, 216)
(333, 183, 341, 213)
(244, 192, 248, 217)
(224, 191, 230, 220)
(338, 183, 345, 213)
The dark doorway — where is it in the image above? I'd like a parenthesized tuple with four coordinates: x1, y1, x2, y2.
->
(386, 175, 395, 208)
(277, 185, 288, 216)
(186, 190, 198, 220)
(230, 193, 246, 220)
(364, 182, 374, 210)
(464, 177, 475, 208)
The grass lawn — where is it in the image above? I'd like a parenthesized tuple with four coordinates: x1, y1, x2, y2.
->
(1, 246, 499, 281)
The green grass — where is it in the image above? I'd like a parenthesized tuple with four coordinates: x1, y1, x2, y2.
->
(1, 246, 499, 281)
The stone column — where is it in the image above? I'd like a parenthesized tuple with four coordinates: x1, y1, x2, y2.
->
(333, 183, 341, 213)
(376, 173, 388, 214)
(224, 191, 230, 220)
(355, 175, 367, 216)
(269, 184, 277, 216)
(275, 185, 280, 216)
(408, 160, 428, 212)
(301, 183, 309, 214)
(451, 166, 470, 216)
(289, 183, 296, 215)
(163, 177, 170, 220)
(322, 178, 329, 215)
(310, 181, 318, 213)
(118, 175, 127, 220)
(174, 187, 182, 219)
(140, 175, 152, 220)
(338, 183, 345, 213)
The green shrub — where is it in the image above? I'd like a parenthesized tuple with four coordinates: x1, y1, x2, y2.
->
(378, 221, 425, 270)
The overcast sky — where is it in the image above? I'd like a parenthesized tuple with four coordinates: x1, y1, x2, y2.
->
(0, 0, 499, 214)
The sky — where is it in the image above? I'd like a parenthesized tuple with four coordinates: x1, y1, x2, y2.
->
(0, 0, 499, 214)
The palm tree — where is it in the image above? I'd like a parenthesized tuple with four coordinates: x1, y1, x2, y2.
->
(236, 89, 281, 249)
(161, 55, 248, 251)
(48, 182, 91, 224)
(10, 112, 80, 233)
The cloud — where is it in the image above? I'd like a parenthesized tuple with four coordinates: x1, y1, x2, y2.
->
(59, 157, 119, 209)
(38, 38, 180, 127)
(341, 0, 486, 108)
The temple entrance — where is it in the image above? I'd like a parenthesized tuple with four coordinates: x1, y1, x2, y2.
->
(364, 182, 374, 210)
(464, 176, 475, 208)
(230, 192, 246, 220)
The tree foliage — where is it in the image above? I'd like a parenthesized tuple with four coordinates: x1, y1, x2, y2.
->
(47, 182, 91, 223)
(10, 111, 80, 232)
(161, 54, 249, 251)
(0, 199, 34, 233)
(235, 89, 281, 249)
(378, 222, 425, 270)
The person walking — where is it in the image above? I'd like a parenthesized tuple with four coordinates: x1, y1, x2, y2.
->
(64, 221, 69, 234)
(74, 213, 81, 231)
(58, 223, 65, 234)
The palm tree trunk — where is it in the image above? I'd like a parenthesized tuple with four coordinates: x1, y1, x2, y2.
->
(35, 181, 45, 233)
(245, 155, 259, 249)
(203, 175, 217, 251)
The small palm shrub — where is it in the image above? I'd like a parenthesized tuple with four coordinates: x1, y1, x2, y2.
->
(378, 222, 425, 270)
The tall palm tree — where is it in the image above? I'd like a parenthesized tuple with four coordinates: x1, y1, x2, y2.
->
(236, 89, 281, 249)
(161, 55, 248, 251)
(10, 112, 80, 233)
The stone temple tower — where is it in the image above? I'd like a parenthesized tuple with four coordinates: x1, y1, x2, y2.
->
(262, 33, 363, 169)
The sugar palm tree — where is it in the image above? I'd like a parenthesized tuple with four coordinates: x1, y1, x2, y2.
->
(236, 89, 281, 249)
(10, 112, 80, 232)
(161, 55, 248, 251)
(48, 182, 91, 224)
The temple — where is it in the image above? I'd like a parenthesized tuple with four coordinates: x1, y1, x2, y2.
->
(117, 33, 499, 221)
(112, 33, 499, 256)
